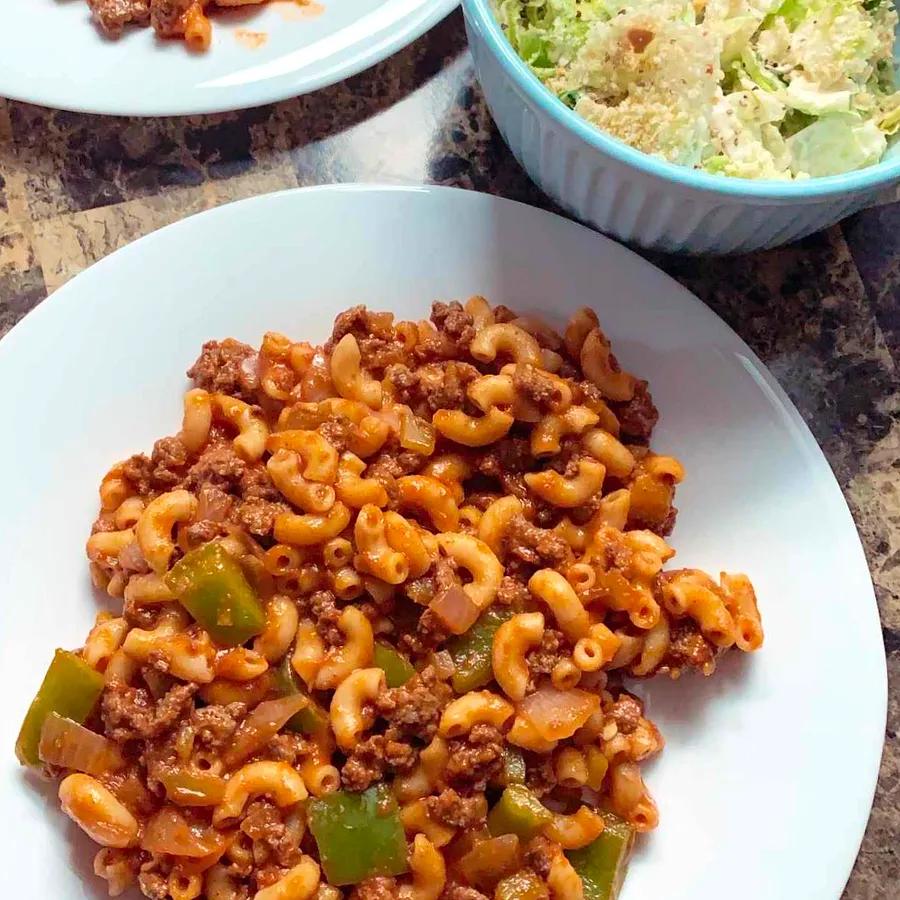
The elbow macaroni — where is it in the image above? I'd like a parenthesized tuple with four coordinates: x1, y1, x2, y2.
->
(492, 612, 544, 701)
(44, 298, 764, 899)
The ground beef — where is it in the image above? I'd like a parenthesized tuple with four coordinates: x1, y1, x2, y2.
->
(365, 447, 424, 487)
(240, 800, 302, 868)
(327, 306, 404, 373)
(526, 629, 568, 682)
(232, 496, 288, 537)
(121, 454, 154, 497)
(496, 474, 530, 509)
(396, 607, 450, 659)
(184, 516, 229, 545)
(185, 445, 284, 536)
(474, 438, 531, 478)
(349, 877, 399, 900)
(609, 693, 643, 735)
(149, 0, 194, 35)
(376, 667, 452, 743)
(492, 305, 517, 324)
(262, 733, 308, 765)
(654, 506, 678, 537)
(385, 361, 480, 414)
(431, 301, 476, 349)
(496, 575, 530, 607)
(297, 590, 341, 645)
(506, 515, 571, 568)
(148, 436, 190, 487)
(441, 887, 491, 900)
(185, 443, 247, 494)
(318, 416, 355, 453)
(122, 596, 163, 631)
(611, 380, 658, 443)
(663, 620, 716, 673)
(341, 735, 417, 791)
(524, 836, 557, 879)
(101, 682, 197, 742)
(240, 464, 282, 501)
(88, 0, 150, 35)
(190, 703, 245, 748)
(426, 788, 487, 829)
(330, 306, 394, 346)
(384, 364, 419, 401)
(341, 739, 384, 791)
(525, 754, 558, 797)
(187, 339, 259, 402)
(512, 365, 564, 409)
(445, 724, 504, 791)
(442, 887, 491, 900)
(543, 439, 584, 478)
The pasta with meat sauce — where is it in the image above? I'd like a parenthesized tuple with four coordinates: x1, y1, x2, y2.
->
(17, 298, 763, 899)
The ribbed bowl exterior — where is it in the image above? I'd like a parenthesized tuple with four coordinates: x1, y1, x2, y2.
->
(464, 9, 896, 254)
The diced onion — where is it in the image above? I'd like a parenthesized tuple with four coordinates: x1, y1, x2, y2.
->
(399, 409, 436, 455)
(428, 650, 456, 681)
(222, 694, 307, 769)
(39, 713, 125, 776)
(459, 834, 521, 890)
(300, 353, 334, 401)
(141, 807, 227, 858)
(118, 540, 149, 574)
(518, 687, 600, 741)
(372, 403, 402, 433)
(430, 586, 480, 635)
(197, 488, 232, 523)
(240, 352, 260, 387)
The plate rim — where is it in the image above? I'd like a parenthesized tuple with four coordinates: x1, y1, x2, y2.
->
(0, 183, 887, 897)
(0, 0, 458, 117)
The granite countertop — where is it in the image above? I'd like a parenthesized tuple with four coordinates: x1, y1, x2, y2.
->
(0, 9, 897, 895)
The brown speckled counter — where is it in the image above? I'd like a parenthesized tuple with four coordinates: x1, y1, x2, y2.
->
(0, 10, 897, 896)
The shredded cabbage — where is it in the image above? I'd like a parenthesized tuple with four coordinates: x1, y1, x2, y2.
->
(494, 0, 900, 178)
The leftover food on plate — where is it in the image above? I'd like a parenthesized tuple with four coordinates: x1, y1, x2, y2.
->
(87, 0, 290, 51)
(17, 298, 762, 899)
(495, 0, 900, 178)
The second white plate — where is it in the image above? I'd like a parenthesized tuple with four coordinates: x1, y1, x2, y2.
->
(0, 185, 885, 898)
(0, 0, 456, 116)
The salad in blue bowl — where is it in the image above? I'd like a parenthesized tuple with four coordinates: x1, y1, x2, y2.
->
(494, 0, 900, 179)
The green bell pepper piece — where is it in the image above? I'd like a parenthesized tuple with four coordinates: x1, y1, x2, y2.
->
(501, 747, 527, 785)
(16, 650, 105, 767)
(272, 656, 330, 735)
(447, 606, 513, 693)
(487, 784, 553, 841)
(165, 541, 265, 647)
(495, 870, 550, 900)
(308, 785, 409, 885)
(373, 642, 415, 688)
(566, 813, 635, 900)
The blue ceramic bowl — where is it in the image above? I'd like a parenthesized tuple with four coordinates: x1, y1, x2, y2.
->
(462, 0, 900, 253)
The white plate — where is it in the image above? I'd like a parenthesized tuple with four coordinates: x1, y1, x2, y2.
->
(0, 185, 885, 898)
(0, 0, 456, 116)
